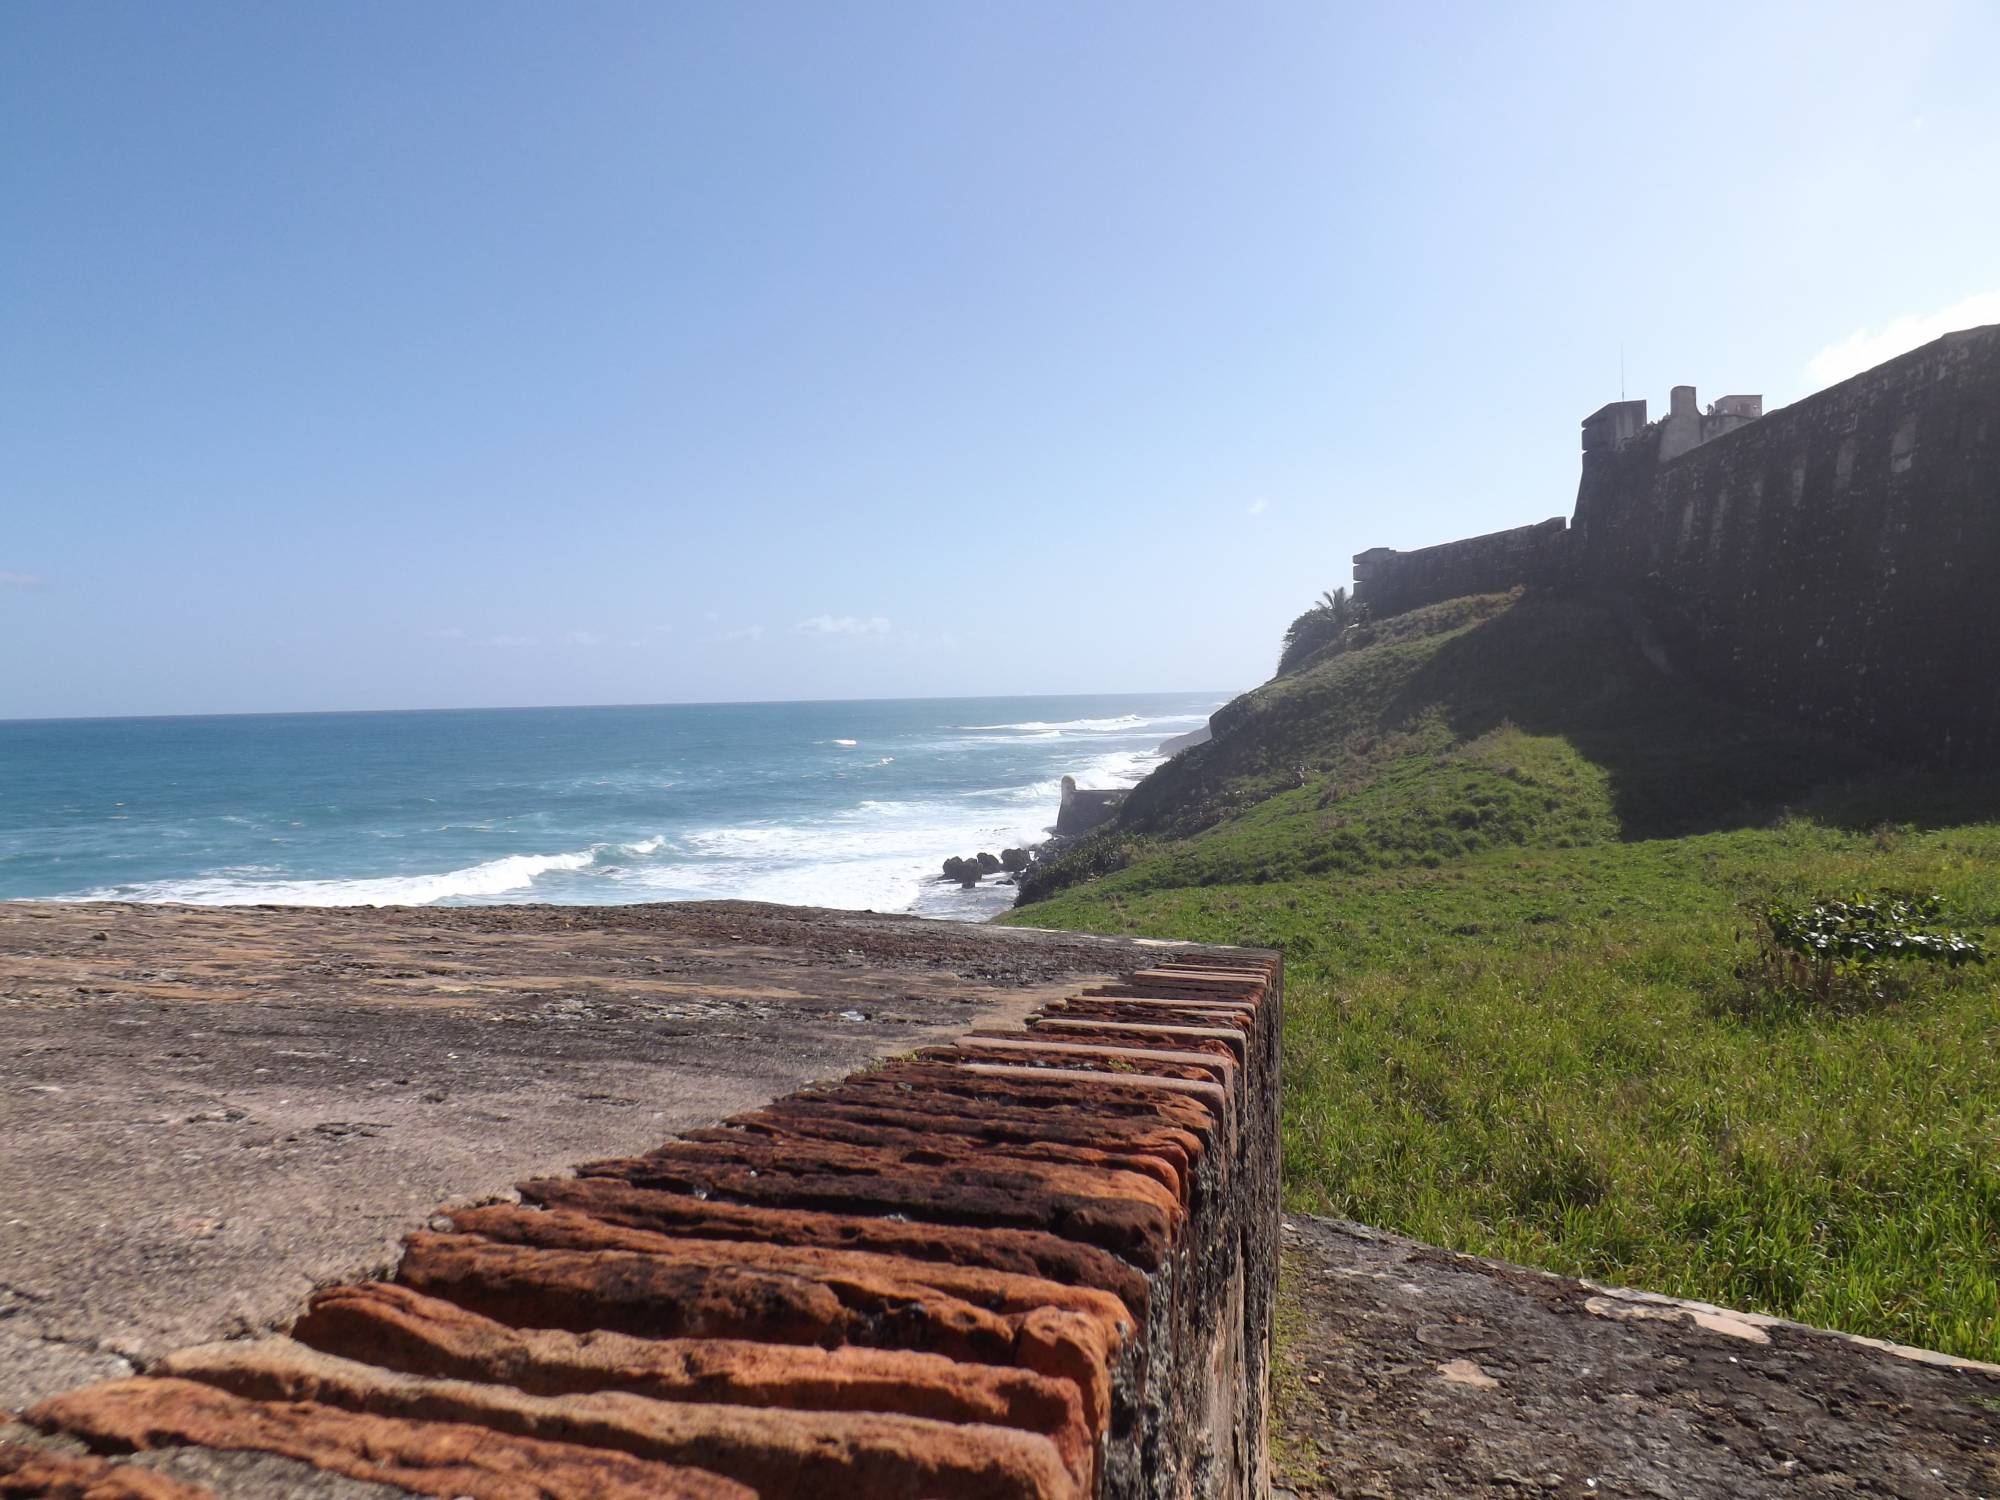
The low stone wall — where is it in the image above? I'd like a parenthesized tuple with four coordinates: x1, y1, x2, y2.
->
(4, 948, 1282, 1500)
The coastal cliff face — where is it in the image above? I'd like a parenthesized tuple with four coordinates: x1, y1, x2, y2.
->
(1156, 724, 1212, 757)
(1011, 587, 1876, 907)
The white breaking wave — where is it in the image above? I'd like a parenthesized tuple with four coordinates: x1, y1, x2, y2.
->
(955, 712, 1211, 734)
(70, 846, 603, 907)
(958, 714, 1146, 733)
(44, 707, 1189, 919)
(1072, 749, 1159, 786)
(654, 745, 1159, 918)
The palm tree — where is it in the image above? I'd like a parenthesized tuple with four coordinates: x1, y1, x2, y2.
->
(1278, 587, 1355, 674)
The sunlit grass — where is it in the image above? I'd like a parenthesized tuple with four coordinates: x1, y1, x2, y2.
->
(1005, 591, 1999, 1360)
(1011, 819, 2000, 1358)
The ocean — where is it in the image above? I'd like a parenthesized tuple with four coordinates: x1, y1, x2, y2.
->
(0, 693, 1224, 921)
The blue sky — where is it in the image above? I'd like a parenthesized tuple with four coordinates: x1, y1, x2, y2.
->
(5, 1, 1997, 718)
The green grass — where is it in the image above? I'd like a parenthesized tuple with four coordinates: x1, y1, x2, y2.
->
(1006, 593, 2000, 1361)
(1089, 725, 1617, 892)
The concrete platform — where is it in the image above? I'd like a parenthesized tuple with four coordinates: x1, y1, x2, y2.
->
(0, 899, 1164, 1412)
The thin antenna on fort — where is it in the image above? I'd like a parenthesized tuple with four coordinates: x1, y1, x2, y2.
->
(1620, 342, 1625, 401)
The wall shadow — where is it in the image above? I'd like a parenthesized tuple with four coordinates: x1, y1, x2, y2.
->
(1379, 596, 2000, 841)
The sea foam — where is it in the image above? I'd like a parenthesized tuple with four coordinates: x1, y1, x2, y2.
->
(73, 846, 601, 907)
(17, 694, 1221, 919)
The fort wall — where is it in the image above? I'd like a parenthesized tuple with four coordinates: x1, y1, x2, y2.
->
(1351, 324, 2000, 762)
(1349, 517, 1568, 621)
(1058, 775, 1132, 837)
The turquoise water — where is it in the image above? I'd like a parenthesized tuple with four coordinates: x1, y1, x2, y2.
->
(0, 694, 1222, 919)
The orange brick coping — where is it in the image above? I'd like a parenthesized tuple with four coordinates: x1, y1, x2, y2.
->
(6, 951, 1280, 1500)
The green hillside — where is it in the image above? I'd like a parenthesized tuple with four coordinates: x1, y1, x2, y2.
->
(1006, 591, 2000, 1360)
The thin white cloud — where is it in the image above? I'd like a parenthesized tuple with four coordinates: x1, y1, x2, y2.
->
(796, 614, 891, 637)
(1806, 289, 2000, 390)
(721, 624, 766, 643)
(433, 625, 466, 641)
(563, 629, 601, 647)
(482, 633, 537, 648)
(0, 570, 43, 589)
(1246, 499, 1269, 518)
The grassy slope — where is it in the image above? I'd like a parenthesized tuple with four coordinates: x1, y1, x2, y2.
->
(1005, 594, 2000, 1360)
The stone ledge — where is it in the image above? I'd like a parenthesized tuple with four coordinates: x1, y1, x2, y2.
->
(4, 919, 1282, 1500)
(0, 900, 1174, 1403)
(1272, 1214, 2000, 1499)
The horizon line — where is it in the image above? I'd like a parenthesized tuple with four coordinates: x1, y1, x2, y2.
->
(0, 687, 1240, 729)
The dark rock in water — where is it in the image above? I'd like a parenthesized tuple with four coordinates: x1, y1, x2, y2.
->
(943, 841, 1045, 889)
(1158, 722, 1213, 756)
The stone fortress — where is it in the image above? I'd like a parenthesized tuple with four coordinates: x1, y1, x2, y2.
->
(1351, 323, 2000, 763)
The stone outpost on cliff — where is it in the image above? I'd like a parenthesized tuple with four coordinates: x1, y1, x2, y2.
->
(938, 756, 1202, 891)
(1349, 322, 2000, 764)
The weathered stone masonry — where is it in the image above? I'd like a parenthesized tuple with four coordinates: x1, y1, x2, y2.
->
(3, 947, 1282, 1500)
(1351, 324, 2000, 763)
(1350, 517, 1568, 621)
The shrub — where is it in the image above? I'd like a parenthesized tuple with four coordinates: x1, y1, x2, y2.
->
(1014, 834, 1145, 904)
(1745, 892, 1985, 1004)
(1277, 588, 1368, 675)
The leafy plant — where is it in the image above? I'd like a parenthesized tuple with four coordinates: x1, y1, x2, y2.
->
(1277, 586, 1368, 675)
(1747, 891, 1985, 1003)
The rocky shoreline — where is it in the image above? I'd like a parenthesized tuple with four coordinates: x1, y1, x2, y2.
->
(930, 721, 1214, 899)
(931, 780, 1120, 896)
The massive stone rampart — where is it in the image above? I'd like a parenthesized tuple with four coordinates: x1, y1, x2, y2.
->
(1572, 326, 2000, 762)
(1351, 324, 2000, 762)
